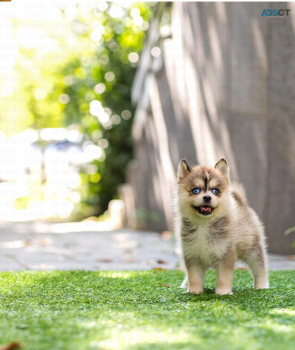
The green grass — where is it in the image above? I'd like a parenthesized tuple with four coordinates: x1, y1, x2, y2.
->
(0, 270, 295, 350)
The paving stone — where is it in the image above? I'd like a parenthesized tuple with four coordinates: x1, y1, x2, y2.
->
(0, 263, 26, 271)
(0, 222, 293, 271)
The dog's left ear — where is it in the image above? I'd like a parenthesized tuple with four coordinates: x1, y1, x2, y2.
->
(214, 158, 229, 179)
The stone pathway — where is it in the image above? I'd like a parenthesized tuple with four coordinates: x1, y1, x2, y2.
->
(0, 221, 294, 271)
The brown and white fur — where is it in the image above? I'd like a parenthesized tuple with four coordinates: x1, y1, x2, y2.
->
(174, 158, 268, 295)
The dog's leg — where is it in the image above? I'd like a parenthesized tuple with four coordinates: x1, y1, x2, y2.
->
(216, 250, 235, 295)
(246, 244, 269, 289)
(185, 264, 205, 294)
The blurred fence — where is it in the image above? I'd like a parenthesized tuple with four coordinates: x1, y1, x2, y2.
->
(120, 2, 295, 254)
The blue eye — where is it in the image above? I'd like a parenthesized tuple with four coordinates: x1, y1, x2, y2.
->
(212, 188, 219, 195)
(192, 188, 200, 194)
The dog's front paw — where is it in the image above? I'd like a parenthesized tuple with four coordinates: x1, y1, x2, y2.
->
(189, 287, 203, 294)
(255, 280, 269, 289)
(215, 288, 233, 295)
(255, 284, 269, 290)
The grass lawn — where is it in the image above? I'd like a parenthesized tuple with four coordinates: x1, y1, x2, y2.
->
(0, 270, 295, 350)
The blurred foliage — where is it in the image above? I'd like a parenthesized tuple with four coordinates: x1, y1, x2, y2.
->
(9, 2, 154, 219)
(135, 209, 161, 230)
(14, 196, 30, 211)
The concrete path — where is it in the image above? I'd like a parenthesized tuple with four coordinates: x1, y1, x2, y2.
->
(0, 221, 294, 271)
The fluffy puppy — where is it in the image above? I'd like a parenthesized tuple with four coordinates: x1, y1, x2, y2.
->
(174, 158, 268, 295)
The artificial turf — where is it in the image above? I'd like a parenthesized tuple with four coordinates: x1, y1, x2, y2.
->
(0, 270, 294, 350)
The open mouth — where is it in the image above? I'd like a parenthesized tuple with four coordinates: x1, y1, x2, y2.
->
(192, 205, 214, 216)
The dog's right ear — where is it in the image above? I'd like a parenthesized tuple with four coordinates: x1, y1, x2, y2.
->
(177, 159, 191, 183)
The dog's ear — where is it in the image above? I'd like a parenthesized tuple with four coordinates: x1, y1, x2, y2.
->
(214, 158, 229, 179)
(177, 159, 191, 183)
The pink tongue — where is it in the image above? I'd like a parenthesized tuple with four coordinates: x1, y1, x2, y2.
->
(201, 206, 211, 212)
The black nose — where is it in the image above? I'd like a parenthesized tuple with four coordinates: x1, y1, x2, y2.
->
(203, 195, 211, 203)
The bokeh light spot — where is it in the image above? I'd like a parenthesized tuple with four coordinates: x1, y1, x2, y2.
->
(151, 47, 161, 57)
(94, 83, 106, 94)
(59, 94, 70, 104)
(105, 72, 115, 82)
(121, 110, 131, 120)
(128, 52, 139, 63)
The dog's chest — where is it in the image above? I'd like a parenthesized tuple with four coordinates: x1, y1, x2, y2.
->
(182, 225, 228, 266)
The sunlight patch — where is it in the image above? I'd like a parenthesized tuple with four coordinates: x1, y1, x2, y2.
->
(97, 330, 191, 350)
(269, 309, 295, 316)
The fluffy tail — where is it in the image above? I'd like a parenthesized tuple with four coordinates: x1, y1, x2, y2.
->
(230, 182, 247, 205)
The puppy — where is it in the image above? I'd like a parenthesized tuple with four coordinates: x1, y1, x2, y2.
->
(174, 158, 268, 295)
